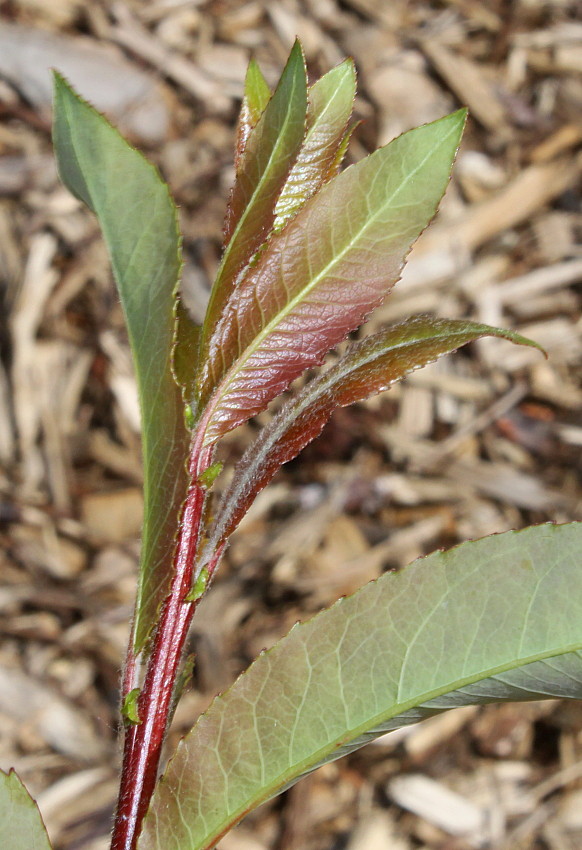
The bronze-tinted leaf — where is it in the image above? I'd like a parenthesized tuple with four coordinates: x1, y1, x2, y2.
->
(202, 41, 307, 356)
(201, 317, 543, 556)
(199, 110, 467, 445)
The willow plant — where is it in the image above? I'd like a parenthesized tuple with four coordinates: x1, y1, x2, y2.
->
(1, 41, 581, 850)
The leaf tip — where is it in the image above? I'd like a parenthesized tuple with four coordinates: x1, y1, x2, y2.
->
(444, 106, 468, 139)
(52, 69, 74, 113)
(288, 37, 307, 79)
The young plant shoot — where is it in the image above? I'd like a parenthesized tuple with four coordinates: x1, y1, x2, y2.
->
(2, 41, 581, 850)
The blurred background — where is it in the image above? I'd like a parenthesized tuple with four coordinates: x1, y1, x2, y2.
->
(0, 1, 581, 848)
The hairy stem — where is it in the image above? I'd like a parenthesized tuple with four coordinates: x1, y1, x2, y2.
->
(111, 436, 217, 850)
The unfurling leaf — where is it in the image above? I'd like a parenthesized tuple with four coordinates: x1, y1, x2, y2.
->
(139, 523, 582, 850)
(185, 566, 210, 603)
(198, 109, 467, 444)
(202, 41, 307, 353)
(202, 317, 543, 558)
(273, 58, 357, 230)
(234, 59, 271, 170)
(53, 74, 189, 654)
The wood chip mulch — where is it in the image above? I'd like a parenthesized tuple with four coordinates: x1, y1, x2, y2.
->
(0, 1, 581, 848)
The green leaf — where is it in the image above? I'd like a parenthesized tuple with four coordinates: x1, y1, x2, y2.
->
(0, 770, 52, 850)
(244, 59, 272, 122)
(199, 109, 467, 445)
(173, 298, 201, 415)
(202, 317, 543, 557)
(273, 58, 357, 230)
(139, 523, 582, 850)
(233, 59, 272, 169)
(202, 42, 307, 359)
(53, 74, 190, 654)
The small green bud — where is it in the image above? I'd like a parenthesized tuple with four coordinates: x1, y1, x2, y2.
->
(184, 403, 196, 430)
(185, 566, 210, 602)
(198, 461, 223, 488)
(121, 688, 142, 725)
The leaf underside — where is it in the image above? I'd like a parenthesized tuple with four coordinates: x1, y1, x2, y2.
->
(202, 317, 543, 559)
(199, 109, 467, 444)
(139, 522, 582, 850)
(0, 770, 52, 850)
(52, 74, 189, 654)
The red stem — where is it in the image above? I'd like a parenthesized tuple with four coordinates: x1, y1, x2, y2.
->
(110, 436, 218, 850)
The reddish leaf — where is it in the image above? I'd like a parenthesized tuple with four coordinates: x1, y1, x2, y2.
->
(201, 317, 544, 558)
(202, 41, 307, 354)
(198, 110, 467, 445)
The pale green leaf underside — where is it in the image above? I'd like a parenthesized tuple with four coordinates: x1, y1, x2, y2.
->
(139, 522, 582, 850)
(52, 74, 189, 653)
(0, 770, 52, 850)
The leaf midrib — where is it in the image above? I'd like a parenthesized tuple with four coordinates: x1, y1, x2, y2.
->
(205, 120, 459, 436)
(184, 643, 582, 850)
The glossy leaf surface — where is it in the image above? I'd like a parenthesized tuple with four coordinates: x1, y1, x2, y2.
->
(203, 317, 543, 557)
(203, 42, 307, 351)
(53, 75, 189, 653)
(139, 522, 582, 850)
(200, 109, 467, 444)
(273, 58, 356, 229)
(0, 770, 52, 850)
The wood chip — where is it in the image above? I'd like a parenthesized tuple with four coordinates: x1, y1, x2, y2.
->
(530, 124, 582, 163)
(11, 232, 60, 494)
(420, 39, 510, 134)
(387, 773, 486, 838)
(0, 22, 169, 143)
(108, 4, 232, 113)
(346, 811, 411, 850)
(403, 706, 479, 759)
(406, 156, 582, 287)
(80, 488, 143, 544)
(367, 51, 452, 145)
(0, 665, 108, 763)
